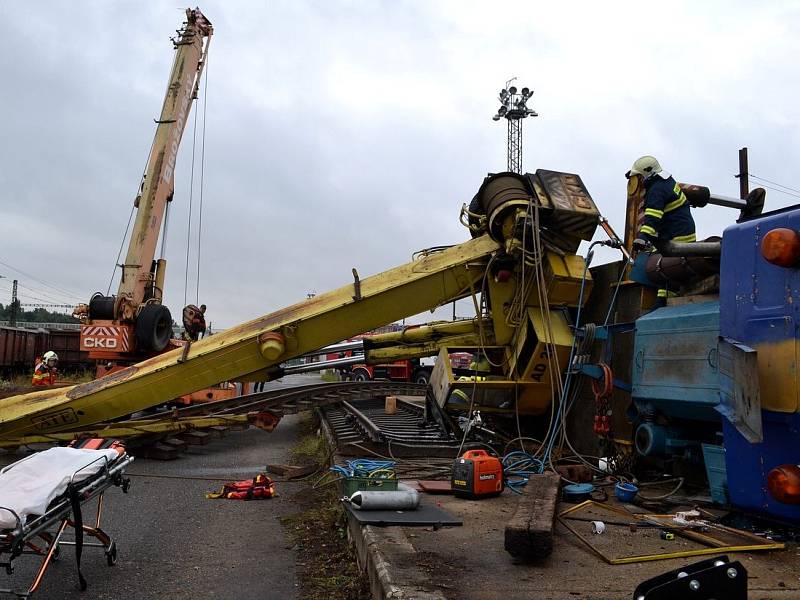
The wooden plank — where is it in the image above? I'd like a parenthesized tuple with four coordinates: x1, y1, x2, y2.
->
(417, 480, 453, 494)
(136, 442, 181, 460)
(179, 431, 212, 445)
(207, 425, 228, 438)
(504, 472, 561, 560)
(162, 437, 188, 452)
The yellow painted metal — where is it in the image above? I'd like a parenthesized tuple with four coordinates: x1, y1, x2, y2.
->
(0, 415, 254, 448)
(485, 270, 519, 346)
(258, 332, 286, 361)
(365, 319, 484, 346)
(365, 333, 487, 363)
(363, 318, 492, 362)
(431, 310, 571, 416)
(0, 235, 500, 439)
(558, 500, 784, 564)
(755, 338, 799, 413)
(542, 253, 593, 307)
(154, 258, 167, 300)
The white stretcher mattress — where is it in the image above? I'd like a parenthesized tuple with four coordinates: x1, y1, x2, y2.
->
(0, 447, 120, 530)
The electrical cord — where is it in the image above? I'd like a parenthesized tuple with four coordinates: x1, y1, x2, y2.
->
(502, 450, 544, 493)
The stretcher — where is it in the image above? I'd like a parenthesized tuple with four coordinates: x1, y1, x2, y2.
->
(0, 440, 133, 598)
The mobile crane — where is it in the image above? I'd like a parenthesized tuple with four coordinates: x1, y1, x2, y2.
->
(0, 169, 607, 440)
(74, 8, 212, 366)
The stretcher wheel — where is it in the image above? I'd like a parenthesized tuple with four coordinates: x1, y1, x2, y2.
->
(106, 541, 117, 566)
(51, 545, 61, 561)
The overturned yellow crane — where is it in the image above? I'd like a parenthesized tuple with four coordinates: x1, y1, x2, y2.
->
(1, 170, 607, 442)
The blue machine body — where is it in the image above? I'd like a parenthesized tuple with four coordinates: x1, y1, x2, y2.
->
(632, 301, 721, 422)
(719, 205, 800, 520)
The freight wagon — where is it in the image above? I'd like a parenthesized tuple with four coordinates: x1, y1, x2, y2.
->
(0, 326, 90, 378)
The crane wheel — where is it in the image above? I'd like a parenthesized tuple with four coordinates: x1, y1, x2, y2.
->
(136, 304, 173, 352)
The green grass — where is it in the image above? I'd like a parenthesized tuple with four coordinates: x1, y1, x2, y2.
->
(281, 414, 369, 600)
(0, 370, 93, 389)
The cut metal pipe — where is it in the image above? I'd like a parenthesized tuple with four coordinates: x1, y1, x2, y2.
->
(281, 354, 365, 375)
(305, 340, 365, 357)
(652, 239, 722, 257)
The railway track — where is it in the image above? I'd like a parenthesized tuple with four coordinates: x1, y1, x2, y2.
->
(0, 381, 429, 458)
(321, 396, 462, 458)
(1, 381, 462, 460)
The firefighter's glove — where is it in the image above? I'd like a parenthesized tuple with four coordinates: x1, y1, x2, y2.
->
(632, 238, 652, 254)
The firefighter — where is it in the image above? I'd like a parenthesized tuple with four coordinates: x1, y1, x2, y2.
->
(31, 351, 58, 387)
(627, 155, 697, 300)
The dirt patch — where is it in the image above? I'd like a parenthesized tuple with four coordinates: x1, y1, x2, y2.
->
(281, 415, 369, 600)
(401, 550, 462, 599)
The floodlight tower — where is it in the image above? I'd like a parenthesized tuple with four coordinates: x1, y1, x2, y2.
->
(492, 79, 538, 173)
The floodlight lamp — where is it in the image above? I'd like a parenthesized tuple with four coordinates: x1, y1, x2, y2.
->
(508, 86, 517, 95)
(521, 87, 529, 96)
(498, 105, 508, 116)
(492, 114, 501, 121)
(499, 89, 509, 99)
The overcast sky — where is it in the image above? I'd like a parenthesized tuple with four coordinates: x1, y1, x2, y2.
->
(1, 1, 799, 329)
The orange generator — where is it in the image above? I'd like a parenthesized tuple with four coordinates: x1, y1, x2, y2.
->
(451, 450, 504, 499)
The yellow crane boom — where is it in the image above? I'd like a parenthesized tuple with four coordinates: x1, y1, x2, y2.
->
(1, 236, 498, 438)
(3, 169, 602, 444)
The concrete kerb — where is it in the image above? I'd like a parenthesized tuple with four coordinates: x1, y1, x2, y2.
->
(317, 408, 446, 600)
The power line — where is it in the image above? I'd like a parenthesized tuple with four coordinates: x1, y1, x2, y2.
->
(0, 259, 83, 300)
(16, 290, 65, 304)
(0, 279, 72, 306)
(749, 180, 800, 201)
(19, 303, 76, 309)
(196, 50, 210, 306)
(107, 204, 136, 296)
(16, 281, 74, 305)
(184, 94, 200, 307)
(749, 174, 800, 196)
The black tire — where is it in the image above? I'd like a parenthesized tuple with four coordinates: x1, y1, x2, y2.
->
(352, 369, 370, 382)
(413, 370, 430, 386)
(135, 304, 173, 352)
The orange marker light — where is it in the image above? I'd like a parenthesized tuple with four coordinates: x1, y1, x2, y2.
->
(761, 228, 800, 267)
(767, 464, 800, 504)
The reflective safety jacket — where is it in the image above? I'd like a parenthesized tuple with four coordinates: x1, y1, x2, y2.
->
(31, 362, 56, 386)
(639, 173, 696, 244)
(205, 473, 276, 500)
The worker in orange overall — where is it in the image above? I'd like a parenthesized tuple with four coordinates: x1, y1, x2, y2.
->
(31, 351, 58, 386)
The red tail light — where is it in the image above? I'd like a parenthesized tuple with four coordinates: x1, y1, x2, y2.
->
(761, 228, 800, 267)
(767, 464, 800, 504)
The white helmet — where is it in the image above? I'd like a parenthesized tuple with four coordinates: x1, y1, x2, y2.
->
(43, 351, 58, 365)
(628, 155, 662, 179)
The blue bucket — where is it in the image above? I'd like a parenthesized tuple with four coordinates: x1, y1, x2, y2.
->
(615, 482, 639, 502)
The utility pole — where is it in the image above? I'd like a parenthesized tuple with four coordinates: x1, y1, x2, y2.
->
(9, 279, 18, 327)
(738, 147, 749, 199)
(492, 78, 538, 173)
